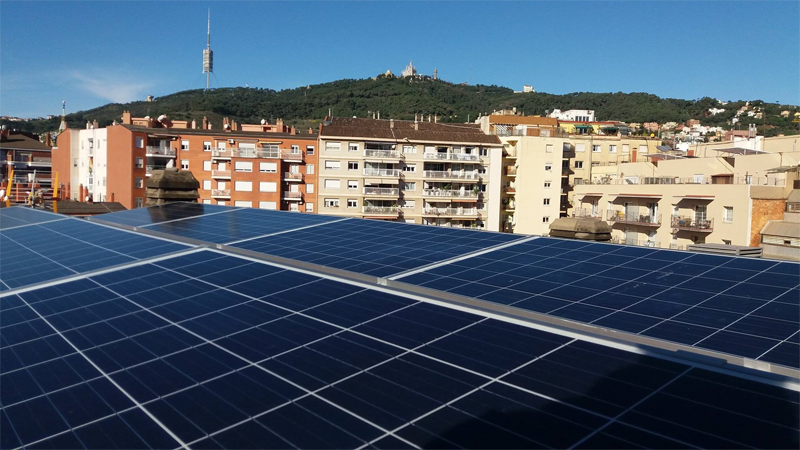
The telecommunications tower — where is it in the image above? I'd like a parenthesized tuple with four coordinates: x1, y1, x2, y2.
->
(203, 9, 213, 91)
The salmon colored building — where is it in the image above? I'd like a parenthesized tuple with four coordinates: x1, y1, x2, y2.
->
(52, 112, 318, 211)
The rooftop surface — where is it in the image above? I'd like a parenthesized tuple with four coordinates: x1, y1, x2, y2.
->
(0, 204, 798, 449)
(321, 117, 502, 145)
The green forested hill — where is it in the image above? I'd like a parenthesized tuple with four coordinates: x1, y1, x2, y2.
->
(5, 76, 798, 136)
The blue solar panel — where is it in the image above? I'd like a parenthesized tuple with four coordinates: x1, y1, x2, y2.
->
(92, 202, 233, 228)
(232, 218, 524, 276)
(0, 207, 68, 230)
(1, 249, 797, 449)
(397, 237, 800, 369)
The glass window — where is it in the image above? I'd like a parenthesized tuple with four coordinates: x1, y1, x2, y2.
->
(480, 148, 489, 156)
(574, 161, 584, 169)
(307, 164, 315, 174)
(306, 202, 314, 212)
(181, 160, 189, 170)
(260, 162, 277, 173)
(542, 216, 550, 223)
(259, 182, 277, 192)
(543, 198, 550, 205)
(348, 180, 358, 190)
(234, 181, 252, 192)
(324, 179, 341, 189)
(544, 181, 551, 188)
(203, 180, 211, 190)
(204, 141, 212, 151)
(135, 178, 143, 188)
(135, 137, 144, 148)
(348, 143, 359, 152)
(545, 163, 552, 171)
(324, 198, 340, 208)
(347, 199, 358, 208)
(724, 206, 733, 222)
(403, 145, 416, 154)
(403, 200, 415, 209)
(306, 145, 315, 155)
(609, 145, 617, 153)
(235, 161, 252, 172)
(348, 161, 359, 171)
(576, 144, 585, 152)
(181, 140, 189, 151)
(234, 201, 252, 207)
(325, 161, 340, 170)
(592, 145, 601, 153)
(325, 142, 341, 151)
(306, 184, 314, 194)
(404, 182, 416, 191)
(135, 158, 143, 169)
(403, 164, 416, 172)
(545, 144, 553, 153)
(203, 161, 212, 171)
(259, 201, 277, 210)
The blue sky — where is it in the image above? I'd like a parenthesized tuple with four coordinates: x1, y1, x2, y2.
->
(2, 1, 798, 117)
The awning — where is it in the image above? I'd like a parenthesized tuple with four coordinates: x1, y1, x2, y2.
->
(713, 147, 768, 155)
(365, 178, 399, 185)
(452, 198, 478, 203)
(656, 145, 673, 152)
(574, 125, 590, 129)
(673, 195, 715, 201)
(580, 193, 603, 197)
(767, 166, 799, 174)
(761, 221, 800, 238)
(364, 215, 398, 219)
(645, 153, 685, 161)
(610, 193, 663, 199)
(147, 134, 180, 139)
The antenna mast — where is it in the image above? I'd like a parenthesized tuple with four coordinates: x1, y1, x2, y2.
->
(202, 9, 214, 91)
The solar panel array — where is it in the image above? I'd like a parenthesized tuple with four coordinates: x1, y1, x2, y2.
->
(1, 205, 798, 450)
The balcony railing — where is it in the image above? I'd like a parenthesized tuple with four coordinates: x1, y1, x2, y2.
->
(212, 170, 231, 179)
(363, 205, 399, 214)
(281, 150, 304, 161)
(422, 189, 479, 198)
(423, 153, 481, 161)
(145, 165, 167, 175)
(211, 189, 230, 198)
(607, 210, 661, 226)
(284, 192, 303, 201)
(365, 149, 402, 159)
(505, 166, 518, 176)
(211, 149, 234, 159)
(284, 172, 304, 182)
(423, 170, 481, 180)
(573, 208, 602, 219)
(363, 168, 401, 177)
(671, 215, 714, 232)
(787, 202, 800, 212)
(363, 187, 399, 196)
(575, 176, 785, 187)
(423, 207, 479, 216)
(146, 146, 176, 157)
(611, 238, 661, 248)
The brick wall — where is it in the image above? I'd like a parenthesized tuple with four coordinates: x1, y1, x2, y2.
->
(750, 199, 786, 246)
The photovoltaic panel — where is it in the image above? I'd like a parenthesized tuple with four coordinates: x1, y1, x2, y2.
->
(92, 202, 233, 228)
(232, 218, 524, 277)
(0, 212, 190, 291)
(0, 206, 68, 230)
(397, 236, 800, 370)
(1, 249, 797, 449)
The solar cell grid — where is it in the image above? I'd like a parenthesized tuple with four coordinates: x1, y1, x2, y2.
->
(232, 218, 525, 277)
(0, 206, 68, 230)
(1, 249, 797, 449)
(91, 202, 234, 228)
(398, 237, 800, 370)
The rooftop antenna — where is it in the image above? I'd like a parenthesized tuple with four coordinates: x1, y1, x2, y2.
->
(202, 8, 213, 91)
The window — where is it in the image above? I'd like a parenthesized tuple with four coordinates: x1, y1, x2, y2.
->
(73, 158, 78, 167)
(135, 137, 144, 148)
(403, 200, 416, 209)
(544, 181, 551, 188)
(291, 145, 300, 152)
(305, 202, 314, 212)
(307, 164, 314, 174)
(234, 161, 252, 172)
(135, 158, 143, 169)
(348, 161, 359, 171)
(259, 201, 277, 210)
(609, 145, 617, 153)
(724, 206, 734, 223)
(325, 142, 341, 151)
(217, 142, 226, 149)
(135, 197, 143, 208)
(203, 161, 212, 171)
(135, 178, 143, 188)
(234, 201, 252, 208)
(543, 198, 551, 206)
(324, 198, 340, 208)
(203, 180, 211, 190)
(546, 144, 553, 153)
(325, 161, 341, 170)
(181, 160, 189, 170)
(592, 145, 601, 153)
(348, 143, 359, 152)
(576, 143, 585, 152)
(288, 203, 298, 212)
(478, 148, 488, 157)
(260, 162, 277, 173)
(574, 178, 583, 185)
(259, 182, 277, 192)
(639, 145, 648, 155)
(306, 145, 315, 155)
(234, 181, 252, 192)
(324, 179, 341, 189)
(217, 201, 227, 206)
(542, 216, 550, 223)
(574, 161, 584, 169)
(181, 140, 189, 151)
(404, 182, 416, 191)
(203, 199, 211, 204)
(622, 144, 630, 153)
(403, 164, 416, 173)
(403, 145, 416, 154)
(203, 141, 212, 152)
(347, 180, 358, 190)
(347, 199, 358, 208)
(545, 163, 552, 171)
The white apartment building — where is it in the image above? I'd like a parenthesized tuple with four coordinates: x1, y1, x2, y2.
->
(62, 125, 109, 202)
(317, 117, 503, 231)
(548, 109, 596, 122)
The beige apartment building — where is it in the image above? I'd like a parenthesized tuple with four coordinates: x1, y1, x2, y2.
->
(572, 140, 800, 250)
(317, 117, 503, 231)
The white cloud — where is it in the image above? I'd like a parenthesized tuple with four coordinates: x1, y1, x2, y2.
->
(69, 70, 154, 104)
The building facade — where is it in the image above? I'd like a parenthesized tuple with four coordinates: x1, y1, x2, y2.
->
(317, 117, 503, 230)
(1, 131, 53, 201)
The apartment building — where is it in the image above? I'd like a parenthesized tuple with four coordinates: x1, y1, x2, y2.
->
(572, 139, 800, 250)
(53, 113, 317, 211)
(317, 117, 503, 230)
(1, 131, 53, 198)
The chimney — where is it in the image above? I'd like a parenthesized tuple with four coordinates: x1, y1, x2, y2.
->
(390, 119, 394, 128)
(202, 116, 209, 130)
(110, 192, 114, 202)
(377, 111, 381, 120)
(290, 126, 296, 135)
(191, 119, 197, 129)
(93, 120, 99, 129)
(308, 127, 313, 134)
(223, 117, 230, 131)
(414, 123, 419, 131)
(276, 118, 284, 129)
(86, 121, 91, 129)
(121, 111, 132, 125)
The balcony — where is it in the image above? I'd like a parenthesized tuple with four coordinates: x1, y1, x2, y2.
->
(146, 147, 176, 157)
(212, 170, 231, 179)
(423, 153, 481, 162)
(211, 149, 235, 160)
(281, 150, 304, 162)
(365, 149, 402, 159)
(284, 191, 303, 201)
(363, 187, 399, 196)
(363, 168, 401, 177)
(423, 170, 481, 180)
(211, 189, 230, 198)
(284, 172, 304, 182)
(363, 205, 399, 215)
(145, 165, 167, 176)
(573, 208, 602, 219)
(671, 215, 714, 232)
(610, 238, 661, 248)
(505, 166, 517, 176)
(607, 210, 661, 227)
(422, 189, 479, 199)
(423, 207, 479, 217)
